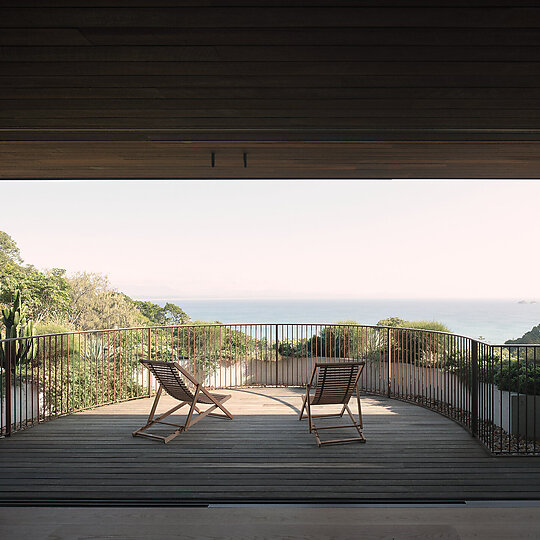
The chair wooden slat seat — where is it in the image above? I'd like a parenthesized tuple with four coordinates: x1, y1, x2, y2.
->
(299, 361, 366, 447)
(133, 360, 233, 444)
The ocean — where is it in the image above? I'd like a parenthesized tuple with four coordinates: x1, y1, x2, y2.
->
(146, 299, 540, 345)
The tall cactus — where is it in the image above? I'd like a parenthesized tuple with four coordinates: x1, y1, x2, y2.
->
(0, 289, 36, 371)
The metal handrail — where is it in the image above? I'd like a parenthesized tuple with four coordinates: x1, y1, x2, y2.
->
(1, 322, 538, 455)
(2, 321, 537, 348)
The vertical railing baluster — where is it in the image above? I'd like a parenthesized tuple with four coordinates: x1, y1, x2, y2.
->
(275, 324, 279, 386)
(387, 327, 392, 398)
(147, 327, 151, 396)
(3, 323, 538, 456)
(471, 340, 479, 438)
(5, 340, 13, 436)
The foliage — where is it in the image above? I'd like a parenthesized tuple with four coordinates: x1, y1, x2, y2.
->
(377, 317, 405, 328)
(377, 317, 450, 334)
(494, 360, 540, 395)
(442, 348, 501, 385)
(130, 299, 190, 326)
(0, 232, 192, 334)
(0, 263, 70, 323)
(278, 338, 309, 357)
(505, 324, 540, 346)
(173, 323, 243, 381)
(29, 322, 79, 365)
(305, 321, 381, 359)
(441, 347, 540, 395)
(66, 272, 146, 330)
(377, 317, 452, 364)
(35, 320, 75, 336)
(143, 323, 279, 381)
(32, 355, 148, 415)
(0, 289, 36, 371)
(0, 231, 22, 264)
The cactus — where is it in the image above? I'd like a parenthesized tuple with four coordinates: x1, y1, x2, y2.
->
(0, 289, 36, 372)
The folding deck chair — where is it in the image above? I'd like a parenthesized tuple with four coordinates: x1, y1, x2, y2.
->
(133, 360, 233, 443)
(299, 361, 366, 447)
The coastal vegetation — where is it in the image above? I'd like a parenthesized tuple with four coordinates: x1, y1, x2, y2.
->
(0, 231, 191, 335)
(505, 323, 540, 346)
(2, 229, 539, 400)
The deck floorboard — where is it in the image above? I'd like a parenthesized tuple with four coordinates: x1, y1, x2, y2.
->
(1, 387, 539, 503)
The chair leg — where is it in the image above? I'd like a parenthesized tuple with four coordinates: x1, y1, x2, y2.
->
(133, 403, 190, 440)
(299, 393, 308, 420)
(132, 387, 164, 437)
(306, 397, 313, 434)
(214, 396, 234, 419)
(344, 404, 366, 442)
(184, 386, 201, 431)
(133, 387, 234, 444)
(146, 386, 163, 423)
(307, 403, 366, 447)
(356, 387, 364, 429)
(132, 387, 192, 442)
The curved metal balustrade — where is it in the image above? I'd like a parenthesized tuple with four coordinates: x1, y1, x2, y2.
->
(1, 323, 539, 455)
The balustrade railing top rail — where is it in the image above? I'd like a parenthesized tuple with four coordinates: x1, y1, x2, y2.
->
(1, 323, 539, 455)
(4, 321, 536, 346)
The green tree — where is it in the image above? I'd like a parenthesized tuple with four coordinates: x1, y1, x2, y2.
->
(494, 360, 540, 395)
(377, 317, 450, 333)
(377, 317, 452, 364)
(305, 321, 379, 359)
(1, 266, 70, 323)
(505, 324, 540, 346)
(130, 299, 190, 326)
(163, 302, 190, 325)
(0, 231, 22, 264)
(131, 300, 164, 324)
(66, 272, 146, 330)
(0, 232, 70, 323)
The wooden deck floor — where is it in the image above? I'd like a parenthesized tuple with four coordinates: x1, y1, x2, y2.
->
(2, 387, 540, 504)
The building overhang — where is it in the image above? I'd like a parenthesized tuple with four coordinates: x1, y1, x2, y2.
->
(2, 2, 539, 179)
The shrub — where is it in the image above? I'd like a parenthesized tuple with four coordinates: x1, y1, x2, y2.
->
(377, 317, 452, 365)
(278, 338, 308, 357)
(377, 317, 450, 334)
(306, 321, 382, 359)
(494, 360, 540, 395)
(33, 321, 81, 361)
(34, 355, 148, 415)
(35, 321, 75, 336)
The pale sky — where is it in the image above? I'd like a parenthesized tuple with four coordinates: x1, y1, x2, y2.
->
(1, 179, 539, 300)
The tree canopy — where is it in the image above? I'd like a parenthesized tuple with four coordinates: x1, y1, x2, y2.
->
(0, 231, 22, 264)
(66, 272, 147, 331)
(377, 317, 450, 333)
(505, 324, 540, 345)
(130, 300, 190, 326)
(0, 232, 70, 323)
(0, 231, 191, 332)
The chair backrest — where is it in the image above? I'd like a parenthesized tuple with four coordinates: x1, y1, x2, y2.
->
(311, 361, 365, 405)
(141, 360, 196, 402)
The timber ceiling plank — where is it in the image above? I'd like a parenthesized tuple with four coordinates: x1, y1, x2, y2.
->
(1, 1, 540, 179)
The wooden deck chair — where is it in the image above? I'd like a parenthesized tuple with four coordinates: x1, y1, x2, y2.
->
(133, 360, 233, 444)
(299, 361, 366, 447)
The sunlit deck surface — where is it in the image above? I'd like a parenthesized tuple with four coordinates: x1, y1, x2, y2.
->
(2, 387, 540, 504)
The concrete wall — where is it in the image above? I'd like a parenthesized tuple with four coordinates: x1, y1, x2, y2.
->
(1, 382, 41, 429)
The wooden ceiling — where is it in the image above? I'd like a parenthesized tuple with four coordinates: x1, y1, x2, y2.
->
(2, 1, 540, 179)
